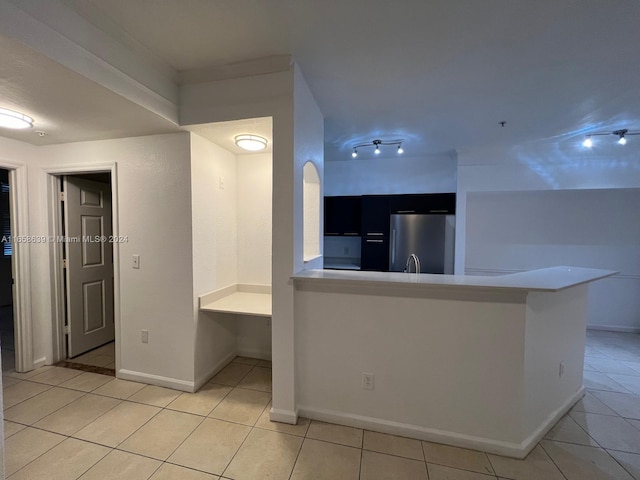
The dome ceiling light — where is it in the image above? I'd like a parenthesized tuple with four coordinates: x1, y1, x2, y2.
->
(235, 134, 268, 151)
(582, 129, 639, 148)
(0, 108, 33, 130)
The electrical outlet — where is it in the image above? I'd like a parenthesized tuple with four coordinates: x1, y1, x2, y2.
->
(362, 372, 374, 390)
(141, 329, 149, 344)
(132, 254, 140, 269)
(219, 176, 225, 189)
(343, 247, 350, 256)
(559, 361, 565, 377)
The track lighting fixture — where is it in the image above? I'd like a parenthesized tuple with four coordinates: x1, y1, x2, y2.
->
(582, 129, 639, 148)
(349, 139, 404, 158)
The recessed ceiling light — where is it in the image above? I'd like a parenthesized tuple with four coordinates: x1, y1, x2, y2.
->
(0, 108, 33, 129)
(235, 134, 267, 151)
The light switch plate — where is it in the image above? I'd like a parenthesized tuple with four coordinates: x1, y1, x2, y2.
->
(132, 254, 140, 269)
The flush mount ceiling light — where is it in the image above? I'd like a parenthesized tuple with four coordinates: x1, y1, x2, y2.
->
(0, 108, 33, 129)
(235, 134, 267, 151)
(350, 139, 404, 159)
(582, 129, 639, 148)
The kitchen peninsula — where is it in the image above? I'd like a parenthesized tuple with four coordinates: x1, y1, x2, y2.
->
(291, 266, 615, 458)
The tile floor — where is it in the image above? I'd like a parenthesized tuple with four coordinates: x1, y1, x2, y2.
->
(68, 342, 116, 371)
(2, 331, 640, 479)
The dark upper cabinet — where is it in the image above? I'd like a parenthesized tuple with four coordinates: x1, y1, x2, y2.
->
(360, 195, 391, 236)
(390, 193, 456, 215)
(324, 196, 362, 236)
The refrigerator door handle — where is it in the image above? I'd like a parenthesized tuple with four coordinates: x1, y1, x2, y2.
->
(390, 229, 396, 266)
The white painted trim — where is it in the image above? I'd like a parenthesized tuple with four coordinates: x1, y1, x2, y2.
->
(587, 325, 640, 334)
(299, 388, 584, 459)
(0, 159, 33, 373)
(193, 350, 237, 392)
(33, 357, 47, 369)
(118, 369, 194, 393)
(517, 387, 585, 458)
(43, 163, 120, 375)
(269, 407, 298, 425)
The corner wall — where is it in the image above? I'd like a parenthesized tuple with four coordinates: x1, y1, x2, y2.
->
(190, 133, 239, 385)
(458, 142, 640, 330)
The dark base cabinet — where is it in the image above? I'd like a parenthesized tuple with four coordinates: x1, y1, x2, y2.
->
(361, 236, 389, 271)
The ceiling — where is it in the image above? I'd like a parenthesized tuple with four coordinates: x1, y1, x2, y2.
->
(1, 0, 640, 160)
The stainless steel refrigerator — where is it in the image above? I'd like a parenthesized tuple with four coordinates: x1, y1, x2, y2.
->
(389, 214, 455, 274)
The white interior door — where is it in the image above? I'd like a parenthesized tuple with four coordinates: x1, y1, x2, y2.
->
(63, 176, 114, 358)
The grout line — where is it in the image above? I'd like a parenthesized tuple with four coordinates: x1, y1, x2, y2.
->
(538, 440, 572, 480)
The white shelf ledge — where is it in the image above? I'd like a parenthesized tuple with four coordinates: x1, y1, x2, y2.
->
(199, 284, 272, 317)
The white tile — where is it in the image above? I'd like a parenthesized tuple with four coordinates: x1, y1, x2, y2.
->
(488, 445, 565, 480)
(544, 415, 598, 446)
(584, 371, 632, 393)
(4, 427, 66, 477)
(306, 420, 363, 448)
(423, 442, 494, 475)
(591, 390, 640, 419)
(606, 374, 640, 395)
(223, 428, 303, 480)
(290, 438, 361, 480)
(79, 449, 161, 480)
(541, 440, 634, 480)
(8, 437, 110, 480)
(73, 401, 160, 447)
(363, 431, 424, 461)
(361, 450, 427, 480)
(168, 418, 251, 475)
(570, 411, 640, 454)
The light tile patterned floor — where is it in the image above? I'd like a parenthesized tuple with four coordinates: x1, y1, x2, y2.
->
(2, 331, 640, 479)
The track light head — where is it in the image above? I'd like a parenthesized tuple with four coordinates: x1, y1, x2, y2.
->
(583, 136, 593, 148)
(397, 144, 404, 154)
(352, 148, 358, 158)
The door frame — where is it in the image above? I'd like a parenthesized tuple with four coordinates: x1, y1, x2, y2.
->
(45, 163, 120, 372)
(0, 160, 32, 372)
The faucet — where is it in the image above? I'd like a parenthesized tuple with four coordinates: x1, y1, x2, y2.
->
(404, 253, 421, 274)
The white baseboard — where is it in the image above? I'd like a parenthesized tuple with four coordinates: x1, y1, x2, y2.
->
(299, 389, 584, 459)
(587, 325, 640, 334)
(516, 387, 584, 458)
(270, 407, 298, 425)
(118, 369, 195, 393)
(33, 357, 47, 369)
(193, 350, 237, 392)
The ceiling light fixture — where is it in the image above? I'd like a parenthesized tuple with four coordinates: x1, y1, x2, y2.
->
(0, 108, 33, 129)
(349, 139, 404, 158)
(582, 128, 639, 148)
(234, 134, 267, 151)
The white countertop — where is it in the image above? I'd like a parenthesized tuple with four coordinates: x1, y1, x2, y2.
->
(292, 266, 617, 293)
(199, 284, 272, 317)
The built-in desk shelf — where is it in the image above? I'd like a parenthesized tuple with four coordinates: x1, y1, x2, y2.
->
(199, 284, 272, 317)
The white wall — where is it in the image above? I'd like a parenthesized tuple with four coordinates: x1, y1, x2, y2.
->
(465, 189, 640, 330)
(0, 134, 198, 387)
(324, 153, 457, 196)
(458, 141, 640, 330)
(190, 133, 239, 384)
(237, 152, 272, 285)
